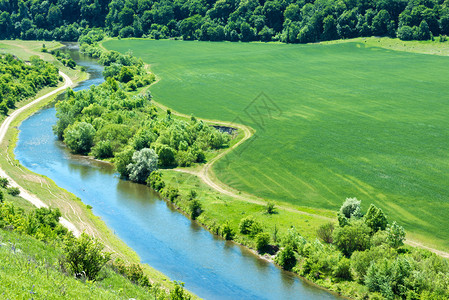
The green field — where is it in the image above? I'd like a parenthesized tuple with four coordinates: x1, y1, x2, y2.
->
(104, 39, 449, 251)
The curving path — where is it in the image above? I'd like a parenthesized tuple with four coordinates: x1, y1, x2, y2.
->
(0, 71, 80, 237)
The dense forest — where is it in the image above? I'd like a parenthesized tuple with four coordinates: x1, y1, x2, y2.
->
(0, 54, 60, 115)
(0, 0, 448, 43)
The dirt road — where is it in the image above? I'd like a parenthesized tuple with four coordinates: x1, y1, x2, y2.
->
(0, 71, 80, 236)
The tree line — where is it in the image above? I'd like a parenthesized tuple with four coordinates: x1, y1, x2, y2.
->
(0, 53, 60, 115)
(1, 0, 448, 43)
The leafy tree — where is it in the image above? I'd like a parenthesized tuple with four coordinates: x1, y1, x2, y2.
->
(255, 232, 271, 253)
(338, 197, 362, 226)
(188, 199, 202, 220)
(146, 170, 166, 191)
(275, 244, 296, 270)
(239, 215, 262, 236)
(386, 221, 406, 248)
(333, 220, 371, 257)
(220, 222, 234, 240)
(7, 187, 20, 196)
(364, 204, 388, 233)
(317, 222, 334, 243)
(115, 146, 135, 178)
(265, 201, 276, 214)
(63, 122, 96, 154)
(0, 177, 8, 188)
(0, 190, 4, 203)
(157, 144, 176, 167)
(127, 148, 158, 183)
(63, 233, 111, 281)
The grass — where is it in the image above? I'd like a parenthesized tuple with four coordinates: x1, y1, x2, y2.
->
(104, 38, 449, 252)
(0, 40, 176, 291)
(0, 229, 163, 299)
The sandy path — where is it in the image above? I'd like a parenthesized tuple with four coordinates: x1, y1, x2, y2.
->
(0, 71, 80, 237)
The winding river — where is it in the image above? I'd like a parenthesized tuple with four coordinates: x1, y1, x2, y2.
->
(14, 45, 339, 299)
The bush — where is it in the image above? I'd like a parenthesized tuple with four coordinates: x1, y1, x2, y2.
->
(188, 199, 202, 220)
(220, 222, 234, 240)
(113, 259, 151, 287)
(332, 257, 352, 280)
(162, 185, 179, 202)
(0, 177, 8, 188)
(265, 201, 276, 214)
(364, 204, 388, 233)
(91, 140, 113, 158)
(146, 170, 165, 192)
(7, 187, 20, 196)
(0, 190, 3, 203)
(63, 233, 111, 281)
(386, 221, 406, 248)
(281, 227, 306, 252)
(63, 122, 96, 154)
(275, 244, 296, 270)
(333, 220, 371, 257)
(127, 148, 158, 183)
(317, 222, 334, 243)
(238, 216, 262, 236)
(255, 232, 271, 253)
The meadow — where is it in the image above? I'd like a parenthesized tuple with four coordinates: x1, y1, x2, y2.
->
(103, 39, 449, 251)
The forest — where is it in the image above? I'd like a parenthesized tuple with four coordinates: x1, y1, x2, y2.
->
(1, 0, 448, 43)
(0, 53, 60, 115)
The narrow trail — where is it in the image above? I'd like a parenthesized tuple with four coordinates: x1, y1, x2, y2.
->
(0, 71, 80, 237)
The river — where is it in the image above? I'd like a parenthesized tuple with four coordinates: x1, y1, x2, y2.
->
(14, 44, 339, 300)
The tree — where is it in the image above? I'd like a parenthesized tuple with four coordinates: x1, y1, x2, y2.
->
(188, 199, 202, 220)
(317, 222, 334, 243)
(338, 197, 362, 226)
(333, 220, 371, 257)
(63, 122, 96, 154)
(364, 204, 388, 233)
(0, 190, 4, 203)
(127, 148, 158, 184)
(386, 221, 405, 248)
(239, 215, 262, 236)
(255, 232, 271, 253)
(157, 144, 176, 167)
(115, 146, 134, 178)
(63, 233, 111, 281)
(275, 244, 296, 270)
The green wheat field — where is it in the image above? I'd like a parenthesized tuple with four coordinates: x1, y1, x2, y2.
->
(104, 39, 449, 251)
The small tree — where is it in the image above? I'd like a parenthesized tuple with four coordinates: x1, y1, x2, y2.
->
(333, 220, 371, 257)
(317, 222, 334, 243)
(170, 281, 191, 300)
(220, 222, 234, 240)
(239, 216, 262, 237)
(386, 221, 405, 248)
(338, 197, 362, 226)
(63, 122, 96, 154)
(146, 170, 165, 191)
(364, 204, 388, 233)
(127, 148, 158, 183)
(0, 190, 4, 203)
(63, 233, 111, 281)
(255, 232, 271, 253)
(275, 244, 296, 270)
(188, 199, 202, 220)
(0, 177, 8, 188)
(265, 201, 276, 214)
(7, 187, 20, 196)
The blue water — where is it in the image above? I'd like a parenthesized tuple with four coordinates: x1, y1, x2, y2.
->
(14, 46, 339, 299)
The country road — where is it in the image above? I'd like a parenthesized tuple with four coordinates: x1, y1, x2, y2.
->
(0, 71, 80, 236)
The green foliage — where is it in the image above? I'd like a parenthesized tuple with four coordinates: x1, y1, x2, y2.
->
(339, 197, 362, 219)
(238, 215, 262, 237)
(113, 259, 151, 287)
(332, 257, 352, 281)
(265, 201, 276, 214)
(127, 148, 158, 184)
(255, 232, 270, 253)
(63, 233, 111, 281)
(316, 222, 334, 244)
(0, 177, 8, 188)
(333, 220, 371, 257)
(162, 185, 180, 202)
(275, 244, 296, 271)
(0, 190, 3, 203)
(220, 222, 234, 240)
(91, 140, 113, 159)
(0, 54, 59, 112)
(386, 221, 406, 248)
(281, 227, 306, 252)
(188, 199, 202, 220)
(7, 187, 20, 196)
(63, 122, 96, 154)
(364, 204, 388, 234)
(170, 281, 191, 300)
(147, 170, 165, 192)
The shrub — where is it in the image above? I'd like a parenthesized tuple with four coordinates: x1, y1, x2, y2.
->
(239, 216, 262, 236)
(333, 220, 371, 257)
(170, 281, 191, 300)
(63, 233, 111, 281)
(281, 227, 306, 252)
(0, 177, 8, 188)
(255, 232, 271, 253)
(220, 222, 234, 240)
(188, 199, 202, 220)
(91, 140, 113, 158)
(7, 187, 20, 196)
(265, 201, 276, 214)
(146, 170, 165, 192)
(317, 222, 334, 243)
(275, 244, 296, 270)
(332, 257, 352, 280)
(364, 204, 388, 233)
(113, 259, 151, 287)
(386, 221, 406, 248)
(63, 122, 96, 154)
(127, 148, 158, 183)
(162, 185, 179, 202)
(0, 190, 3, 203)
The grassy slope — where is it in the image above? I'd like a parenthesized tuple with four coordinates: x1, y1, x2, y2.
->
(0, 229, 160, 299)
(0, 40, 175, 291)
(104, 38, 449, 251)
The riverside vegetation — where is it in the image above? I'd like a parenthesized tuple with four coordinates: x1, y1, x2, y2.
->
(0, 177, 191, 299)
(1, 0, 449, 43)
